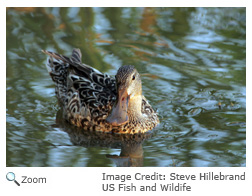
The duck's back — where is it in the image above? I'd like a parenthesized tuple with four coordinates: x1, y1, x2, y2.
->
(43, 49, 117, 127)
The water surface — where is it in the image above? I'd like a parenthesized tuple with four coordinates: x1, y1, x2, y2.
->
(6, 7, 246, 167)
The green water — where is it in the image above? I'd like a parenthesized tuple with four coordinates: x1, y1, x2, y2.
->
(6, 7, 246, 167)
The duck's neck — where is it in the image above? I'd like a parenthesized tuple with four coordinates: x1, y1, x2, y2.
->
(128, 95, 143, 121)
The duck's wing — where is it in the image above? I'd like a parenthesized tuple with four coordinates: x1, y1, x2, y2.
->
(42, 48, 103, 76)
(141, 96, 159, 126)
(43, 49, 117, 110)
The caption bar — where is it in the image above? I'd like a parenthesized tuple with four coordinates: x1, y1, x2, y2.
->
(101, 171, 245, 192)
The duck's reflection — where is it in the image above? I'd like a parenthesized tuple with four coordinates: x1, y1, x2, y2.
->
(55, 110, 152, 167)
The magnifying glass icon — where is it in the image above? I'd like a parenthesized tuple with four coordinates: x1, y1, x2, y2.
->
(6, 172, 20, 186)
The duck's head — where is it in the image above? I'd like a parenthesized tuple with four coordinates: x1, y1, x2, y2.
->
(106, 65, 142, 126)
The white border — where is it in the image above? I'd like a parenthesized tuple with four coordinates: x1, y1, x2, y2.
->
(1, 0, 249, 7)
(2, 1, 250, 196)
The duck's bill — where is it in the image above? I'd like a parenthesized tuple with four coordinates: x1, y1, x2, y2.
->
(106, 89, 130, 126)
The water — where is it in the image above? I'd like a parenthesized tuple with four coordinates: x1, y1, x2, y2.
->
(6, 7, 246, 167)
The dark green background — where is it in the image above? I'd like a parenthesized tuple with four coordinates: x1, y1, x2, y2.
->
(6, 7, 246, 167)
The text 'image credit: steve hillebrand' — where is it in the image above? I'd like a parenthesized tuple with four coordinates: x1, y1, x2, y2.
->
(101, 172, 246, 192)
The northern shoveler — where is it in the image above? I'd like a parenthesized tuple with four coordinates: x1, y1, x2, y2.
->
(42, 48, 159, 134)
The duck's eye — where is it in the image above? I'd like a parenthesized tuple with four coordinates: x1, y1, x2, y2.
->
(132, 75, 135, 80)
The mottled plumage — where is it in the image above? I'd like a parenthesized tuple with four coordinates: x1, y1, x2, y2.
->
(42, 48, 159, 134)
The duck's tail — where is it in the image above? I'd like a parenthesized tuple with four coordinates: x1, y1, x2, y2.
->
(42, 48, 83, 104)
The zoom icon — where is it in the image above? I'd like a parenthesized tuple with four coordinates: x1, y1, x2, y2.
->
(6, 172, 20, 186)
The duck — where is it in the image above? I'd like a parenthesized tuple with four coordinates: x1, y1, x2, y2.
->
(42, 48, 159, 134)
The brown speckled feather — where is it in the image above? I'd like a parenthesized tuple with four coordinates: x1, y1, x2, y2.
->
(43, 49, 159, 134)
